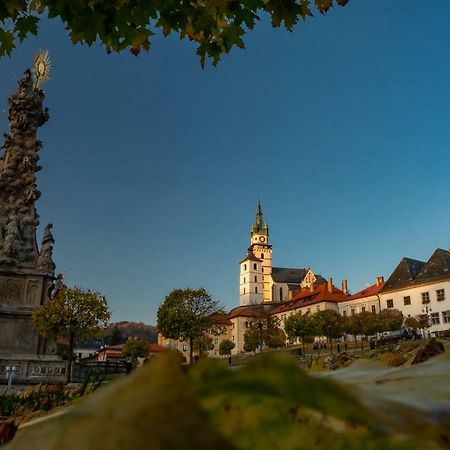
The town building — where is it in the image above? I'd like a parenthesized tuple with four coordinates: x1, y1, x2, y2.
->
(157, 204, 450, 356)
(379, 249, 450, 336)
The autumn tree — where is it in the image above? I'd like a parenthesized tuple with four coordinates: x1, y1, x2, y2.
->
(32, 286, 110, 382)
(0, 1, 350, 65)
(379, 309, 404, 333)
(157, 288, 223, 364)
(123, 338, 151, 365)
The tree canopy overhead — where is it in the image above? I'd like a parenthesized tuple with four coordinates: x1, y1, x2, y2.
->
(1, 0, 349, 66)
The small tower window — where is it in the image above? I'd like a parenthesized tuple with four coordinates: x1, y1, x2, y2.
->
(243, 277, 246, 283)
(244, 264, 247, 271)
(261, 253, 264, 259)
(279, 287, 283, 301)
(244, 287, 246, 294)
(254, 276, 257, 282)
(255, 287, 258, 293)
(254, 263, 257, 270)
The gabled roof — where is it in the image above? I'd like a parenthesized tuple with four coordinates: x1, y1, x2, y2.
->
(382, 249, 450, 292)
(239, 248, 262, 264)
(415, 248, 450, 282)
(228, 304, 276, 319)
(345, 282, 384, 301)
(382, 257, 426, 292)
(272, 283, 349, 314)
(271, 267, 308, 283)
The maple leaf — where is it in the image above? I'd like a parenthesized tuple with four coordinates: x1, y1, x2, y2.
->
(14, 15, 39, 42)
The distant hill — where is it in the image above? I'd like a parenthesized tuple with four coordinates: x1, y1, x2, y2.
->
(76, 322, 158, 348)
(106, 321, 158, 344)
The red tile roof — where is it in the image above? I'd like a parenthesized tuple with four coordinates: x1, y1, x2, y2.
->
(272, 283, 349, 314)
(345, 282, 384, 301)
(228, 305, 273, 319)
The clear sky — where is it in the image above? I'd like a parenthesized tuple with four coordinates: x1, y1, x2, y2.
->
(1, 1, 449, 324)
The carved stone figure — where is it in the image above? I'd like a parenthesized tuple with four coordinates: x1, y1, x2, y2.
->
(37, 224, 55, 272)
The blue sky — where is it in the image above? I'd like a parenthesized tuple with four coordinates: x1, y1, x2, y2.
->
(1, 1, 449, 324)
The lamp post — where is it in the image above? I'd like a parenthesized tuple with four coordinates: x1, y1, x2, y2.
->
(422, 304, 432, 339)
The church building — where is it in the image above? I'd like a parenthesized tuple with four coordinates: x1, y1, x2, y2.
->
(239, 203, 326, 306)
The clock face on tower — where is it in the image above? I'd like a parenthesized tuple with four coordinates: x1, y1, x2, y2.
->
(259, 236, 266, 243)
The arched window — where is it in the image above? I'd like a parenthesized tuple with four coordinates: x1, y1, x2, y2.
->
(279, 287, 283, 301)
(261, 253, 264, 259)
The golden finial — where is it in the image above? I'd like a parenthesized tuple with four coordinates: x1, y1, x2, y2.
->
(32, 50, 51, 89)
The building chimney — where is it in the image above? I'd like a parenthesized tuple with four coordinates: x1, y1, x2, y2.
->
(327, 278, 333, 293)
(341, 279, 348, 294)
(376, 276, 384, 287)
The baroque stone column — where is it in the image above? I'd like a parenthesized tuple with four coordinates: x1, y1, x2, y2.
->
(0, 69, 67, 383)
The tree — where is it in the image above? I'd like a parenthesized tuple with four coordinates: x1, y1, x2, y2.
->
(157, 288, 222, 364)
(0, 1, 350, 65)
(284, 313, 315, 355)
(219, 339, 235, 357)
(379, 309, 404, 332)
(312, 310, 342, 354)
(243, 327, 261, 353)
(262, 316, 285, 349)
(32, 286, 110, 382)
(123, 338, 151, 365)
(193, 335, 214, 357)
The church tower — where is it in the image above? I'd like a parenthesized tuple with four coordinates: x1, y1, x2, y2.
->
(239, 249, 264, 306)
(244, 203, 273, 303)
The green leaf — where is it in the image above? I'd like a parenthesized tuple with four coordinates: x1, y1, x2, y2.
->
(0, 28, 15, 56)
(14, 15, 39, 42)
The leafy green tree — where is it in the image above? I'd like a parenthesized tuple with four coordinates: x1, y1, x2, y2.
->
(123, 338, 151, 365)
(157, 288, 222, 364)
(243, 327, 261, 353)
(219, 339, 235, 358)
(284, 313, 315, 355)
(32, 286, 110, 382)
(313, 310, 342, 354)
(193, 335, 214, 357)
(379, 309, 404, 333)
(350, 312, 380, 350)
(0, 1, 350, 65)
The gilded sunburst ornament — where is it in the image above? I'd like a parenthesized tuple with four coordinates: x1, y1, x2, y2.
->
(32, 50, 51, 89)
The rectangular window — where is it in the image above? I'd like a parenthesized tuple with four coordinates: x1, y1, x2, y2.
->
(254, 276, 257, 282)
(422, 292, 430, 304)
(342, 310, 347, 317)
(403, 296, 411, 305)
(442, 311, 450, 324)
(430, 312, 440, 325)
(436, 289, 445, 301)
(371, 305, 376, 313)
(351, 308, 355, 315)
(254, 263, 257, 270)
(255, 287, 258, 293)
(174, 344, 178, 350)
(386, 299, 394, 308)
(182, 344, 187, 351)
(361, 307, 366, 313)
